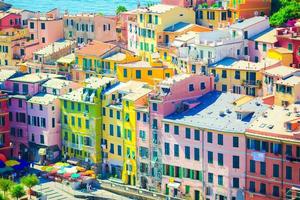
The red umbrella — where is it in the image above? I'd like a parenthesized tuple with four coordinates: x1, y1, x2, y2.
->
(63, 172, 71, 178)
(0, 154, 7, 162)
(48, 169, 58, 175)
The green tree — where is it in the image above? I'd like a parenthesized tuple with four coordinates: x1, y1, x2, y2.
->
(0, 178, 13, 196)
(116, 5, 127, 15)
(0, 194, 7, 200)
(20, 174, 39, 199)
(98, 12, 104, 16)
(270, 0, 300, 26)
(10, 185, 25, 200)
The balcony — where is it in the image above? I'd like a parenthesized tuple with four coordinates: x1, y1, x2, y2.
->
(243, 80, 262, 88)
(157, 43, 171, 49)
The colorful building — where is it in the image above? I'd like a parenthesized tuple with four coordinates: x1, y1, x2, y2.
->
(262, 65, 298, 97)
(248, 28, 277, 63)
(7, 8, 36, 28)
(147, 74, 214, 192)
(276, 26, 300, 68)
(162, 91, 267, 200)
(27, 78, 80, 163)
(59, 77, 118, 166)
(245, 104, 300, 200)
(4, 73, 63, 158)
(274, 72, 300, 107)
(73, 40, 139, 82)
(63, 13, 117, 44)
(266, 47, 293, 67)
(116, 60, 174, 85)
(0, 92, 10, 158)
(0, 12, 21, 30)
(136, 4, 195, 61)
(209, 57, 280, 96)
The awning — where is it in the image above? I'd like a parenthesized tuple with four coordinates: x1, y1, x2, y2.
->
(168, 182, 180, 189)
(38, 148, 47, 156)
(172, 40, 184, 47)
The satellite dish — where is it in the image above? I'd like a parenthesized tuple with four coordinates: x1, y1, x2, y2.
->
(237, 189, 245, 200)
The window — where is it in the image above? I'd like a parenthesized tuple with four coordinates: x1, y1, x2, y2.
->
(250, 160, 256, 173)
(244, 31, 248, 39)
(22, 84, 28, 94)
(286, 166, 292, 180)
(194, 130, 200, 141)
(164, 124, 169, 133)
(260, 162, 266, 175)
(85, 119, 90, 129)
(185, 146, 190, 159)
(222, 84, 227, 92)
(208, 151, 213, 164)
(41, 23, 45, 29)
(42, 37, 45, 43)
(154, 15, 158, 24)
(200, 82, 206, 90)
(174, 125, 179, 135)
(136, 70, 141, 79)
(118, 145, 122, 156)
(263, 43, 267, 52)
(249, 181, 255, 192)
(208, 173, 213, 183)
(30, 22, 34, 29)
(116, 111, 120, 120)
(164, 142, 170, 155)
(18, 99, 22, 108)
(218, 175, 223, 186)
(109, 109, 113, 118)
(233, 136, 239, 147)
(255, 56, 259, 63)
(110, 143, 114, 154)
(244, 47, 248, 55)
(222, 70, 227, 78)
(286, 145, 292, 156)
(288, 43, 293, 51)
(273, 164, 279, 178)
(207, 132, 213, 143)
(237, 49, 240, 56)
(194, 148, 200, 161)
(174, 144, 179, 157)
(260, 183, 266, 194)
(233, 156, 240, 169)
(233, 178, 239, 188)
(188, 84, 194, 92)
(109, 124, 114, 136)
(185, 128, 191, 139)
(123, 69, 127, 78)
(235, 71, 240, 80)
(273, 186, 279, 197)
(152, 103, 157, 111)
(218, 153, 223, 166)
(255, 41, 258, 50)
(40, 135, 44, 144)
(217, 134, 223, 145)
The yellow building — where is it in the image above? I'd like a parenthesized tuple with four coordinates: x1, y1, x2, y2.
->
(101, 81, 152, 185)
(274, 75, 300, 107)
(59, 77, 118, 164)
(267, 47, 293, 67)
(0, 28, 29, 66)
(209, 58, 280, 96)
(197, 8, 234, 29)
(117, 60, 174, 85)
(136, 4, 195, 61)
(73, 40, 139, 82)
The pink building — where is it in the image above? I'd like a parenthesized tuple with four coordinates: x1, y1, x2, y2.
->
(248, 28, 277, 63)
(27, 78, 80, 163)
(117, 11, 137, 48)
(4, 73, 63, 159)
(246, 104, 300, 200)
(0, 12, 21, 30)
(161, 91, 267, 200)
(161, 0, 212, 7)
(276, 25, 300, 68)
(147, 74, 214, 192)
(28, 9, 63, 49)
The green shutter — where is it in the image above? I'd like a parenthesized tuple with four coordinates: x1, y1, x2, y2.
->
(163, 165, 166, 175)
(190, 170, 194, 179)
(185, 185, 190, 194)
(178, 167, 182, 178)
(170, 165, 174, 177)
(198, 171, 203, 181)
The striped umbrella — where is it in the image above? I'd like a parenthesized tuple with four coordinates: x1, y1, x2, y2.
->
(71, 173, 80, 179)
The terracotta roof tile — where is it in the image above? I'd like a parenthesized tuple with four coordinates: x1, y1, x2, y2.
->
(76, 40, 116, 57)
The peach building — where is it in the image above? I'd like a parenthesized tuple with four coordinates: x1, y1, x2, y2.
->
(246, 104, 300, 200)
(63, 13, 117, 44)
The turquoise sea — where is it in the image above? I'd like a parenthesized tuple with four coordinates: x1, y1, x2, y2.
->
(4, 0, 160, 15)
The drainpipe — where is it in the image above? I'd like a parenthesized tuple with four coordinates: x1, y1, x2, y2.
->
(280, 140, 284, 199)
(244, 134, 248, 200)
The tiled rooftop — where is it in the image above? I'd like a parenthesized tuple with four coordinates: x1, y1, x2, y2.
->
(103, 52, 126, 62)
(34, 40, 75, 57)
(0, 69, 16, 82)
(28, 93, 57, 105)
(250, 28, 277, 43)
(76, 40, 116, 57)
(85, 77, 117, 89)
(270, 47, 293, 54)
(276, 74, 300, 86)
(210, 57, 279, 71)
(264, 65, 298, 78)
(247, 104, 300, 138)
(42, 79, 73, 90)
(138, 4, 176, 14)
(230, 16, 268, 30)
(10, 73, 63, 83)
(164, 91, 268, 133)
(164, 22, 192, 32)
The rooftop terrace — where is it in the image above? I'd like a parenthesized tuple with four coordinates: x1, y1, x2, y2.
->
(10, 73, 63, 83)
